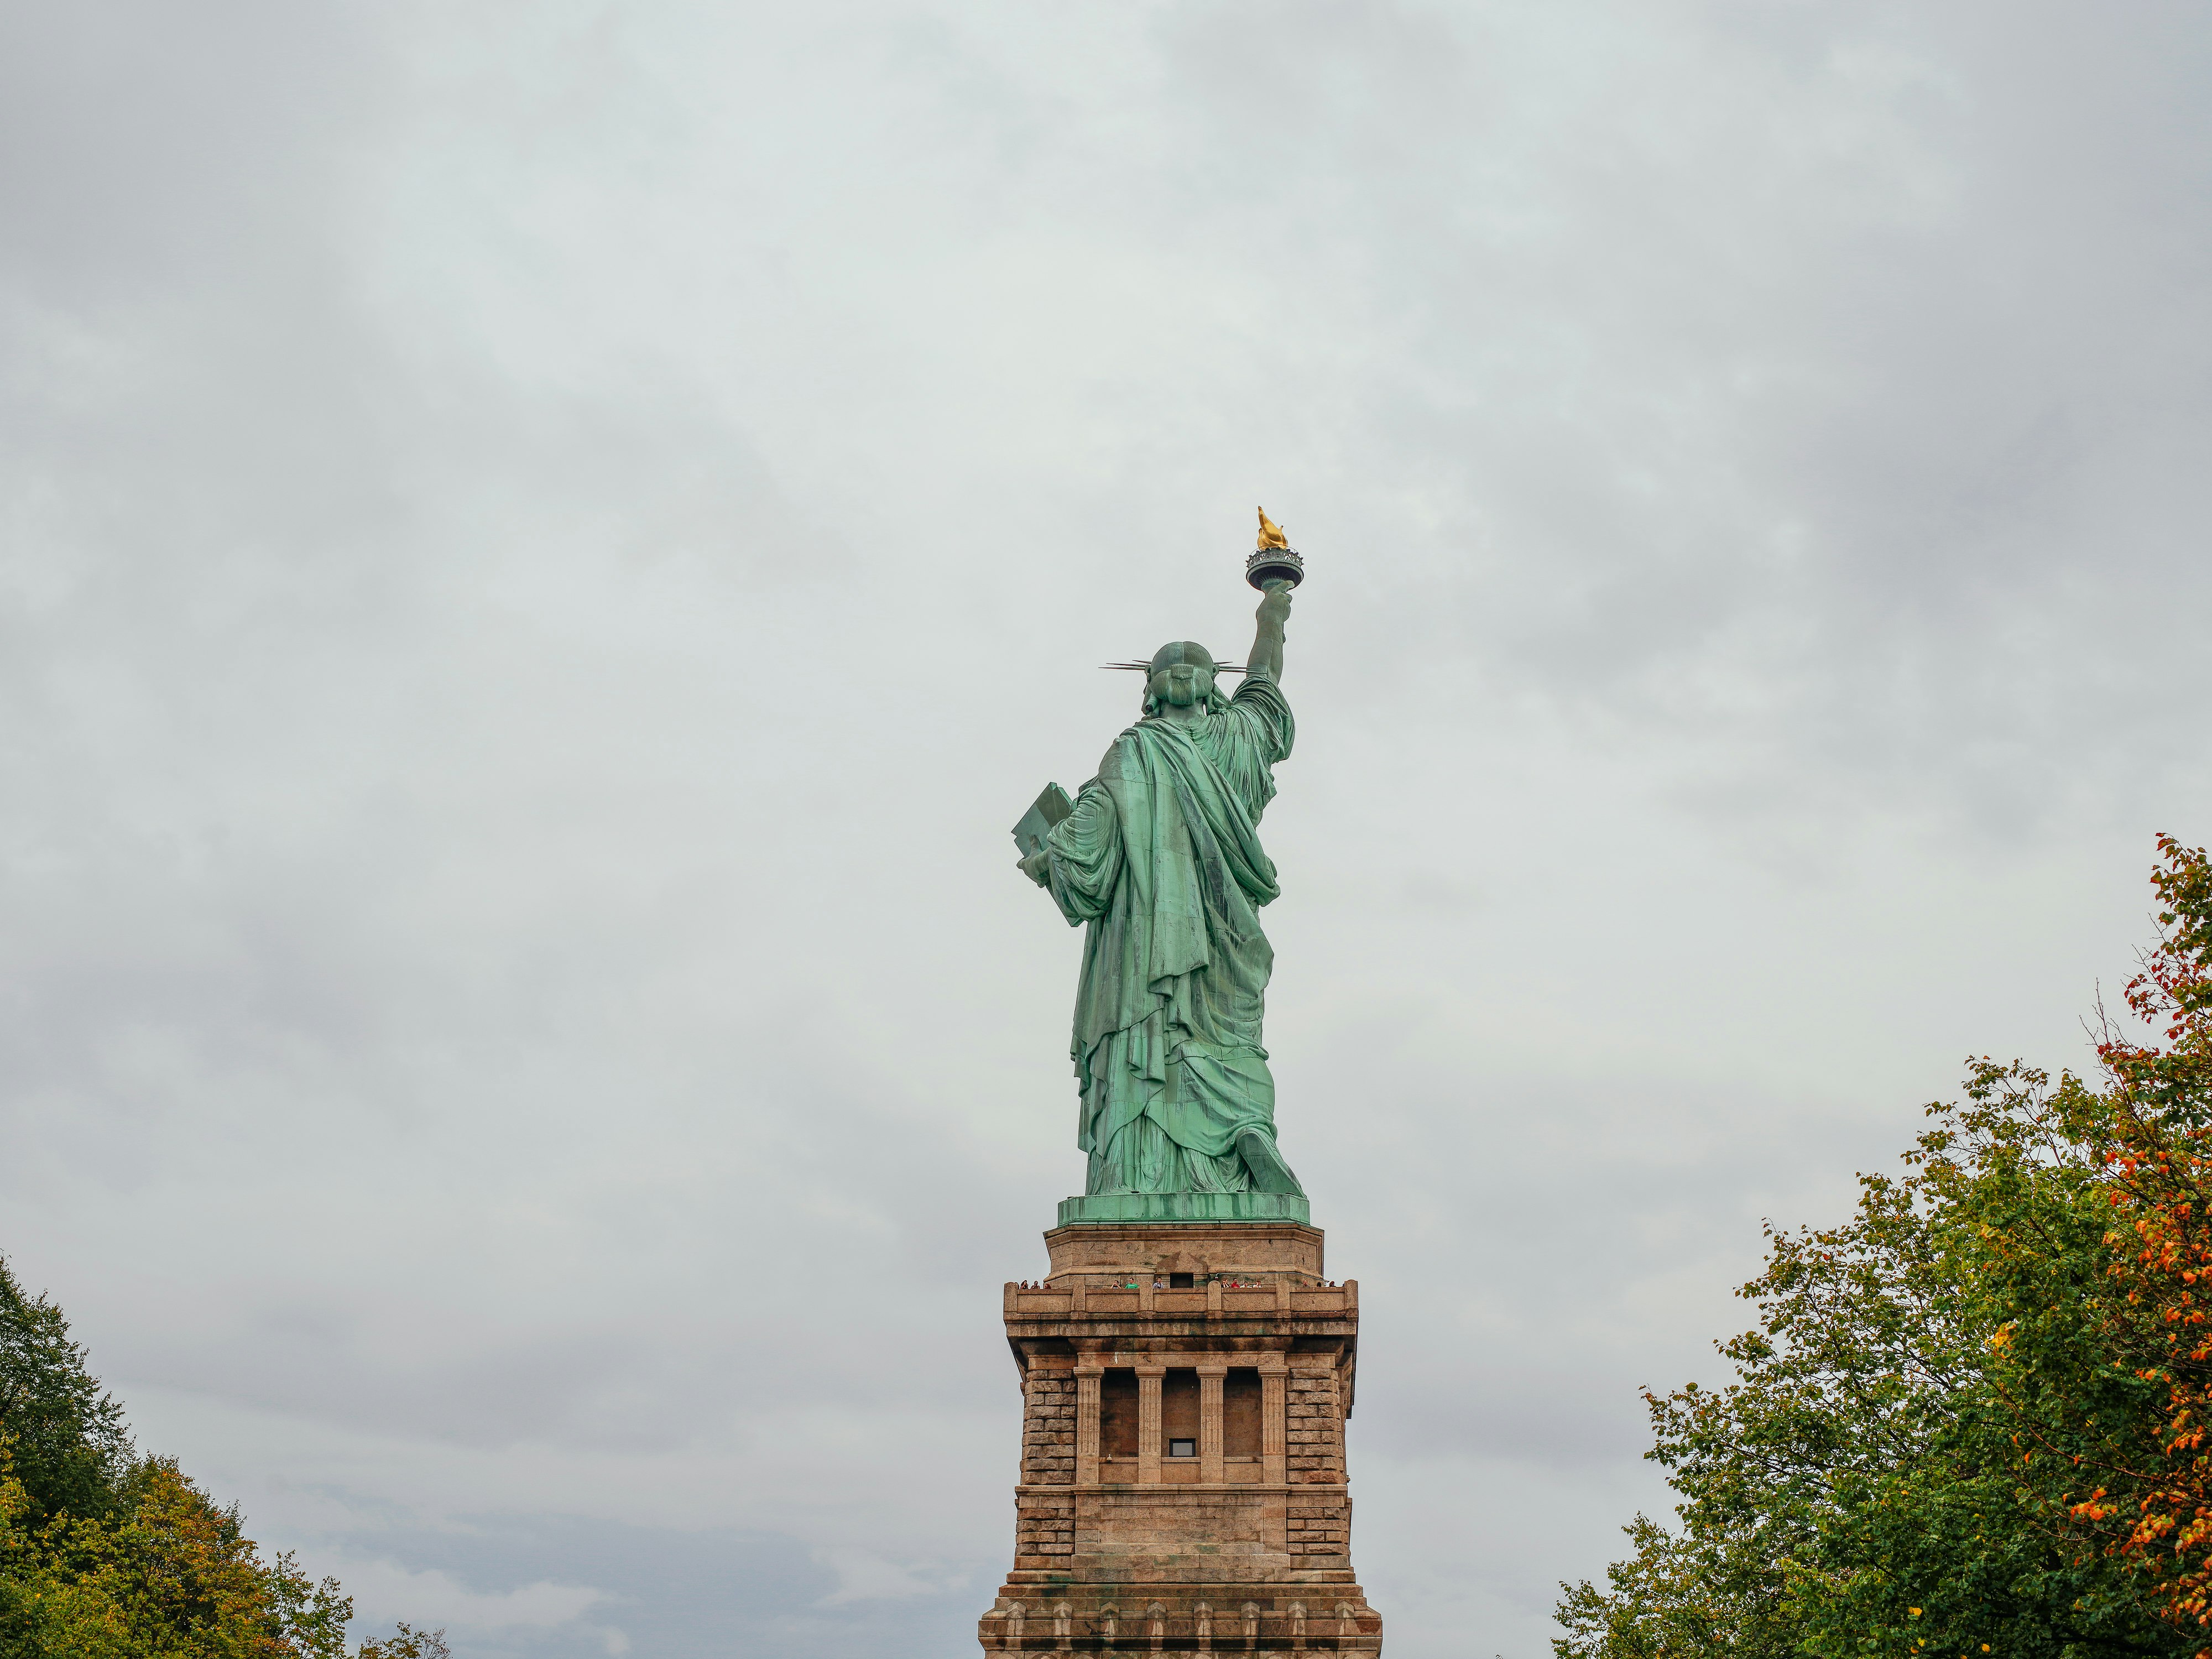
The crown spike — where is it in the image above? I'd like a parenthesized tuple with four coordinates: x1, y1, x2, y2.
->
(1099, 662, 1248, 674)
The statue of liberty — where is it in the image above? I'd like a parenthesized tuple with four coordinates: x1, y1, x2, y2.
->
(1016, 512, 1305, 1213)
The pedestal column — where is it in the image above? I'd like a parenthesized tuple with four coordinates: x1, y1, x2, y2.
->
(1136, 1366, 1165, 1485)
(1260, 1359, 1288, 1486)
(1198, 1366, 1227, 1484)
(1074, 1366, 1103, 1486)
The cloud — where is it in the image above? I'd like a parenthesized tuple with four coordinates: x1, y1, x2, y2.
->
(337, 1560, 608, 1634)
(811, 1547, 968, 1606)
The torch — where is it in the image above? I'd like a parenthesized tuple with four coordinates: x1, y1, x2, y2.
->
(1246, 506, 1305, 591)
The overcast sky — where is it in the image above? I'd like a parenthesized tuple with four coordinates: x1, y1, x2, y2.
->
(4, 2, 2209, 1655)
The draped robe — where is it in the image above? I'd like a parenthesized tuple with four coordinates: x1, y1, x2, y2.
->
(1040, 676, 1297, 1194)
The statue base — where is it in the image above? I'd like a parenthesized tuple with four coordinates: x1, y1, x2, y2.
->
(1057, 1191, 1311, 1227)
(977, 1219, 1381, 1653)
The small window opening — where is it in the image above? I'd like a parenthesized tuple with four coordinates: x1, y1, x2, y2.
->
(1224, 1369, 1262, 1458)
(1100, 1369, 1139, 1459)
(1168, 1272, 1195, 1289)
(1162, 1368, 1199, 1460)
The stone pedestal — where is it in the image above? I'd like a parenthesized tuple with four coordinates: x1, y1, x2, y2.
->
(977, 1221, 1383, 1653)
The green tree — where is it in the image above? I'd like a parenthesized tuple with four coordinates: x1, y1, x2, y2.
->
(1558, 1067, 2182, 1658)
(3, 1448, 354, 1657)
(1558, 838, 2212, 1659)
(0, 1256, 442, 1659)
(0, 1257, 132, 1528)
(356, 1626, 450, 1659)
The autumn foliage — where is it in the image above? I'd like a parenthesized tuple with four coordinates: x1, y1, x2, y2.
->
(2057, 834, 2212, 1629)
(1557, 837, 2212, 1659)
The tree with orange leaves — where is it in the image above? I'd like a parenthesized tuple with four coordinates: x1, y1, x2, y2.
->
(2008, 835, 2212, 1637)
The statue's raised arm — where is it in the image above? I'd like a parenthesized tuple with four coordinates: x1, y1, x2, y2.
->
(1247, 578, 1290, 684)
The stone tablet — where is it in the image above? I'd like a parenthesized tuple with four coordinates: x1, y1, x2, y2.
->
(1010, 782, 1072, 859)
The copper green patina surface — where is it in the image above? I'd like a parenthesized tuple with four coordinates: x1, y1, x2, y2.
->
(1019, 581, 1306, 1225)
(1055, 1191, 1310, 1225)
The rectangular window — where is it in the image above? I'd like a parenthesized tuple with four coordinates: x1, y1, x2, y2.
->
(1167, 1272, 1194, 1288)
(1223, 1368, 1262, 1459)
(1161, 1368, 1199, 1458)
(1167, 1438, 1196, 1458)
(1100, 1369, 1139, 1459)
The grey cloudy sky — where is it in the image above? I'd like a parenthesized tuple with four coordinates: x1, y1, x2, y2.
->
(3, 2, 2209, 1653)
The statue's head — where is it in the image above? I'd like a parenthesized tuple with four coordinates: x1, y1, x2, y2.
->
(1143, 641, 1219, 717)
